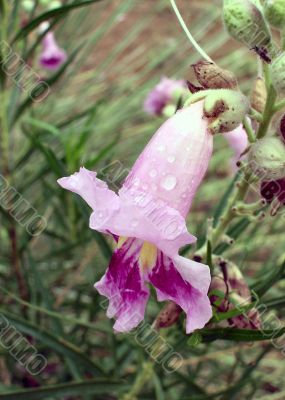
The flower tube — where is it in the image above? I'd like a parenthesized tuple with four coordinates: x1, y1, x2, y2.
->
(58, 101, 214, 333)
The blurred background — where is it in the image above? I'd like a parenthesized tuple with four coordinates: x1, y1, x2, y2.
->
(0, 0, 285, 398)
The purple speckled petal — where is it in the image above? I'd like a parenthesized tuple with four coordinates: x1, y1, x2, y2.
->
(148, 252, 212, 333)
(40, 32, 67, 71)
(95, 238, 149, 332)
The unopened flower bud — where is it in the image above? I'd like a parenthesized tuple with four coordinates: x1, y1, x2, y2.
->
(271, 52, 285, 94)
(210, 260, 261, 329)
(154, 302, 182, 329)
(192, 61, 238, 90)
(264, 0, 285, 29)
(250, 77, 267, 114)
(203, 89, 249, 134)
(249, 137, 285, 180)
(223, 0, 272, 49)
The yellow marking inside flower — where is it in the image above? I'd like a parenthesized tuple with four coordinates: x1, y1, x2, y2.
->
(117, 236, 128, 249)
(139, 242, 158, 273)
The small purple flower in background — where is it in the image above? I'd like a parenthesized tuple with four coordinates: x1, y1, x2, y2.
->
(210, 261, 261, 329)
(224, 124, 248, 172)
(39, 31, 67, 71)
(144, 77, 187, 116)
(58, 101, 213, 333)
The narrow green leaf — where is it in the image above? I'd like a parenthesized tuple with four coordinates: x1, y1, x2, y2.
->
(214, 217, 250, 255)
(199, 327, 285, 342)
(14, 46, 81, 123)
(0, 379, 124, 399)
(265, 296, 285, 309)
(251, 260, 285, 297)
(0, 287, 111, 333)
(0, 309, 105, 375)
(213, 172, 240, 226)
(24, 117, 61, 136)
(12, 0, 104, 42)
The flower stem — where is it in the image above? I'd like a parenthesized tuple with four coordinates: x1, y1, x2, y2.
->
(281, 28, 285, 51)
(243, 117, 256, 143)
(274, 98, 285, 113)
(169, 0, 213, 63)
(197, 66, 280, 257)
(210, 171, 252, 249)
(120, 361, 153, 400)
(0, 2, 28, 304)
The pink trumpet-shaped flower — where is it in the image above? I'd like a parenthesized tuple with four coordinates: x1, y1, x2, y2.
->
(58, 101, 213, 333)
(144, 77, 187, 116)
(40, 32, 67, 70)
(224, 124, 248, 171)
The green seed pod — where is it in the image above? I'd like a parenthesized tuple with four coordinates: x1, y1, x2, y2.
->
(248, 137, 285, 179)
(223, 0, 272, 49)
(271, 52, 285, 94)
(264, 0, 285, 29)
(203, 89, 250, 134)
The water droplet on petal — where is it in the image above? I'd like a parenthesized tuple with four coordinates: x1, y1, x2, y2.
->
(149, 169, 158, 178)
(142, 183, 148, 190)
(158, 144, 166, 152)
(161, 175, 177, 191)
(133, 178, 140, 186)
(131, 219, 139, 227)
(167, 155, 175, 163)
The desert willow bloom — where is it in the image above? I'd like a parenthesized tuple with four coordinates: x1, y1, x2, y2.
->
(39, 31, 67, 71)
(58, 101, 213, 333)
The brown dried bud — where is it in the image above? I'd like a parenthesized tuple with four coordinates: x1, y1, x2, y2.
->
(192, 61, 238, 90)
(154, 301, 182, 329)
(250, 77, 267, 114)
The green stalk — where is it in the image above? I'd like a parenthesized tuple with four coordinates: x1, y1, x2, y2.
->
(169, 0, 213, 63)
(210, 170, 252, 249)
(197, 63, 280, 257)
(0, 1, 28, 303)
(120, 361, 153, 400)
(243, 117, 256, 143)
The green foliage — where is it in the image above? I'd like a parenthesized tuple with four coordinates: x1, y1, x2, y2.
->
(0, 0, 284, 399)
